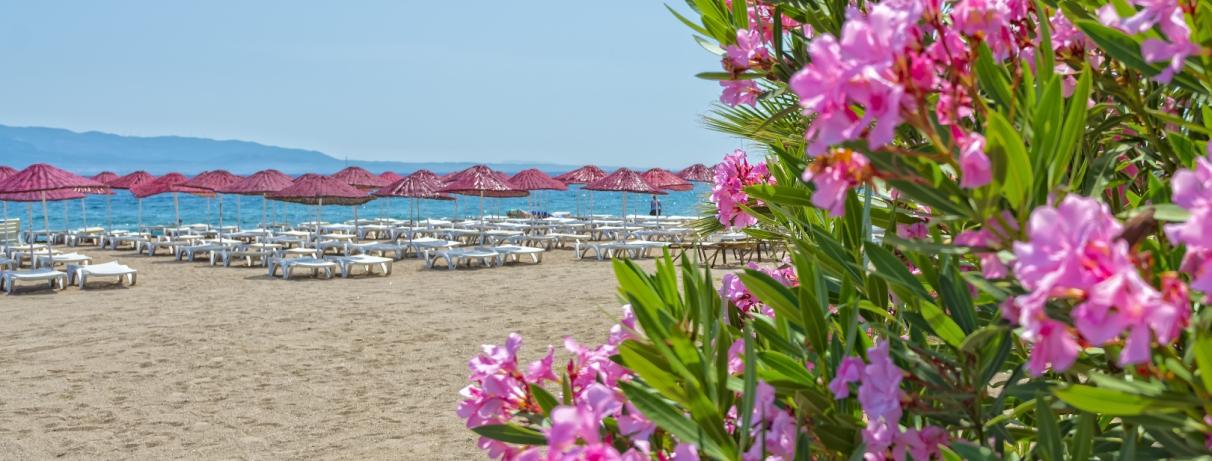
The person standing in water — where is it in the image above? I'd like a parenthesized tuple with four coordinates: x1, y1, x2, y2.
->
(649, 194, 662, 216)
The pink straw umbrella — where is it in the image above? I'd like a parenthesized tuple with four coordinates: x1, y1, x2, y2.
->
(131, 173, 214, 230)
(107, 171, 156, 190)
(269, 174, 374, 243)
(332, 166, 390, 190)
(378, 171, 405, 183)
(641, 168, 694, 192)
(219, 169, 295, 228)
(0, 167, 14, 243)
(0, 164, 110, 261)
(374, 175, 453, 241)
(184, 170, 243, 238)
(439, 165, 527, 221)
(509, 169, 567, 214)
(584, 168, 665, 226)
(91, 171, 119, 184)
(555, 165, 608, 218)
(677, 164, 714, 182)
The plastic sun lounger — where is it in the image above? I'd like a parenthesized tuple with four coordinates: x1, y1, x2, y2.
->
(33, 253, 93, 269)
(211, 247, 276, 267)
(427, 248, 500, 270)
(175, 244, 229, 262)
(268, 257, 338, 280)
(1, 268, 68, 295)
(326, 255, 393, 277)
(352, 242, 411, 260)
(493, 245, 545, 264)
(67, 261, 137, 288)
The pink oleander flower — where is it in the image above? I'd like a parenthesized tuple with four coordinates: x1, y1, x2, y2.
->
(936, 81, 974, 126)
(1100, 0, 1197, 82)
(955, 212, 1016, 279)
(720, 79, 761, 107)
(894, 427, 949, 461)
(1012, 195, 1125, 295)
(741, 382, 798, 460)
(725, 28, 770, 71)
(1165, 153, 1212, 292)
(721, 273, 761, 311)
(898, 222, 929, 240)
(859, 342, 903, 425)
(674, 443, 700, 461)
(829, 356, 864, 398)
(957, 132, 992, 189)
(1026, 318, 1080, 376)
(789, 0, 922, 155)
(728, 339, 745, 375)
(951, 0, 1025, 59)
(711, 149, 774, 229)
(1076, 269, 1187, 365)
(802, 148, 872, 217)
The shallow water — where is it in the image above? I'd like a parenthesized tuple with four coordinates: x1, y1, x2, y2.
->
(2, 183, 712, 231)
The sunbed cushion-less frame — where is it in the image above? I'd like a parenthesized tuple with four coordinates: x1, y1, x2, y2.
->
(1, 269, 67, 295)
(68, 262, 137, 288)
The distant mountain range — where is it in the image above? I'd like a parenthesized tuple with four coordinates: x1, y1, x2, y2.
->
(0, 125, 588, 175)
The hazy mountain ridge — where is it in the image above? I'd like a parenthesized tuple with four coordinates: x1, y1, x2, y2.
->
(0, 125, 587, 175)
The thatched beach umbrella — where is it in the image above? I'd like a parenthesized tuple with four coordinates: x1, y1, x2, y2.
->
(584, 168, 665, 227)
(440, 165, 527, 222)
(130, 173, 213, 230)
(555, 165, 607, 218)
(641, 168, 694, 192)
(91, 171, 119, 184)
(677, 163, 714, 182)
(184, 170, 242, 238)
(0, 166, 16, 243)
(510, 169, 566, 213)
(107, 171, 156, 190)
(219, 169, 294, 228)
(0, 164, 110, 262)
(269, 174, 373, 245)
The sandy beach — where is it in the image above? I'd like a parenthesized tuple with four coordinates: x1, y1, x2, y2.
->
(0, 247, 654, 459)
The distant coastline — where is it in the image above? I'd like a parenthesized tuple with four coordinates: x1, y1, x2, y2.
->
(0, 124, 618, 175)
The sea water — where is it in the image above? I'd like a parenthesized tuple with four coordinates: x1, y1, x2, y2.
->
(2, 183, 713, 232)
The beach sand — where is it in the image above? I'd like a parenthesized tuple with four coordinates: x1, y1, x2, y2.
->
(0, 247, 654, 460)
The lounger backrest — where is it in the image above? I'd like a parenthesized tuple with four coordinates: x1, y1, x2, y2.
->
(0, 218, 19, 246)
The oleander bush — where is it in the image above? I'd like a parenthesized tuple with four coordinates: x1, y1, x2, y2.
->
(458, 0, 1212, 459)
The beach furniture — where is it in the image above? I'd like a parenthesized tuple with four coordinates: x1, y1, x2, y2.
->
(103, 233, 152, 251)
(350, 242, 411, 260)
(326, 254, 393, 277)
(211, 245, 277, 267)
(33, 252, 93, 269)
(1, 268, 68, 294)
(427, 248, 500, 270)
(547, 233, 592, 249)
(175, 243, 230, 262)
(493, 245, 545, 264)
(268, 257, 338, 279)
(67, 261, 137, 288)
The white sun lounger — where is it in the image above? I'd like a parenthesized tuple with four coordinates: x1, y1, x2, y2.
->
(493, 245, 545, 264)
(352, 242, 411, 260)
(268, 257, 338, 280)
(67, 261, 137, 288)
(33, 252, 93, 269)
(211, 247, 276, 267)
(427, 248, 500, 270)
(175, 243, 229, 262)
(1, 268, 67, 295)
(327, 255, 393, 277)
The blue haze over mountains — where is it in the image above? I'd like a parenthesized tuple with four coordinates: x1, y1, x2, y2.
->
(0, 125, 589, 175)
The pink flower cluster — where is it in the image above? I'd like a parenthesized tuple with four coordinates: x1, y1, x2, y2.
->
(720, 28, 771, 107)
(719, 262, 799, 316)
(460, 308, 665, 460)
(957, 132, 992, 189)
(954, 211, 1017, 278)
(801, 148, 872, 216)
(1100, 0, 1199, 82)
(829, 342, 948, 460)
(950, 0, 1029, 59)
(711, 149, 774, 228)
(740, 381, 799, 460)
(1009, 195, 1190, 375)
(789, 0, 923, 156)
(1164, 149, 1212, 294)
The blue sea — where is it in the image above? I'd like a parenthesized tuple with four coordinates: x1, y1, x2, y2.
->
(2, 183, 712, 232)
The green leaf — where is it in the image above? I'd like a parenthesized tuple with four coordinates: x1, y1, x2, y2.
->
(865, 244, 931, 299)
(986, 111, 1034, 209)
(920, 301, 966, 348)
(1071, 412, 1096, 461)
(758, 351, 817, 389)
(1035, 398, 1064, 461)
(1195, 335, 1212, 392)
(621, 380, 730, 459)
(529, 384, 559, 416)
(666, 3, 712, 37)
(1035, 0, 1054, 82)
(1051, 66, 1091, 187)
(471, 423, 547, 445)
(974, 43, 1014, 110)
(1073, 19, 1204, 93)
(937, 264, 977, 333)
(738, 323, 757, 453)
(1054, 384, 1183, 416)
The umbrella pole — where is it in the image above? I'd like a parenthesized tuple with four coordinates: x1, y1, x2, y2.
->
(235, 195, 241, 231)
(63, 201, 69, 236)
(354, 205, 360, 243)
(81, 197, 88, 228)
(42, 191, 52, 262)
(218, 196, 224, 242)
(2, 201, 6, 244)
(479, 191, 484, 223)
(621, 192, 627, 240)
(137, 199, 143, 231)
(106, 194, 112, 235)
(173, 192, 181, 228)
(261, 195, 268, 229)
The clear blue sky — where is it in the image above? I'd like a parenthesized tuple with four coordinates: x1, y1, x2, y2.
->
(0, 1, 737, 168)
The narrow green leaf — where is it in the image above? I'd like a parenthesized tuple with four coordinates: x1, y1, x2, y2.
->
(1054, 384, 1182, 416)
(865, 245, 931, 299)
(919, 301, 966, 348)
(986, 111, 1034, 209)
(1035, 398, 1064, 461)
(1071, 412, 1095, 461)
(471, 423, 547, 445)
(621, 381, 729, 459)
(529, 384, 559, 416)
(1194, 335, 1212, 392)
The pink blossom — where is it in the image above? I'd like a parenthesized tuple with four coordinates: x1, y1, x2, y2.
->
(725, 29, 770, 71)
(1012, 195, 1125, 295)
(894, 427, 949, 461)
(721, 273, 761, 311)
(858, 342, 903, 424)
(951, 0, 1024, 59)
(728, 338, 746, 375)
(802, 149, 872, 216)
(673, 444, 700, 461)
(711, 149, 774, 229)
(1026, 318, 1079, 376)
(1100, 0, 1196, 82)
(957, 132, 991, 189)
(898, 222, 929, 240)
(829, 356, 864, 398)
(789, 1, 922, 155)
(741, 382, 798, 461)
(720, 80, 761, 107)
